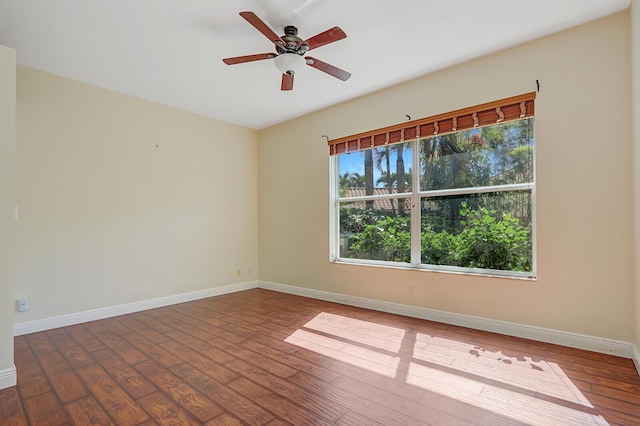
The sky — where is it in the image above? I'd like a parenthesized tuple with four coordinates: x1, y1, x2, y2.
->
(338, 146, 413, 183)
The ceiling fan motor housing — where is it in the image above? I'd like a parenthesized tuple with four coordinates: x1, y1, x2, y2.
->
(277, 26, 309, 55)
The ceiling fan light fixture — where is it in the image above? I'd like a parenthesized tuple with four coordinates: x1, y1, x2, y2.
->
(274, 53, 305, 74)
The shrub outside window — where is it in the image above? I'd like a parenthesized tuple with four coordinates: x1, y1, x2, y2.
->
(329, 95, 536, 278)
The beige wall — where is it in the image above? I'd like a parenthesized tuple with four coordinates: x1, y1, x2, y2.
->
(258, 12, 634, 341)
(632, 1, 640, 356)
(0, 46, 16, 379)
(5, 8, 637, 369)
(14, 67, 258, 323)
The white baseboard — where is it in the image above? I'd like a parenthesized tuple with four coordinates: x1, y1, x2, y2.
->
(12, 278, 636, 364)
(14, 281, 258, 336)
(258, 280, 636, 359)
(0, 365, 16, 390)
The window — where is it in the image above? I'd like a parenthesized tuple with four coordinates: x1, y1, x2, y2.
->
(329, 93, 536, 278)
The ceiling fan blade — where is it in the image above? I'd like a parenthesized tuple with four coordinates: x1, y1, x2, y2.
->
(305, 57, 351, 81)
(239, 11, 285, 46)
(304, 27, 346, 51)
(223, 53, 276, 65)
(281, 72, 294, 91)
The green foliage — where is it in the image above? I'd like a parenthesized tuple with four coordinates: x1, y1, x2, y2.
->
(420, 226, 460, 266)
(455, 203, 532, 271)
(343, 203, 532, 272)
(421, 132, 493, 192)
(348, 216, 411, 263)
(340, 208, 379, 233)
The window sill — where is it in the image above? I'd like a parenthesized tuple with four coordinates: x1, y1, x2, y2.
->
(330, 258, 537, 282)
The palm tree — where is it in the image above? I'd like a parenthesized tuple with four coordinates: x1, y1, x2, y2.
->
(339, 172, 368, 197)
(373, 143, 410, 216)
(364, 150, 374, 211)
(376, 171, 412, 189)
(374, 146, 396, 216)
(349, 172, 366, 187)
(339, 172, 352, 197)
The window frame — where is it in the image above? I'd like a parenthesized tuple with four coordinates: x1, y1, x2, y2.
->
(329, 121, 537, 280)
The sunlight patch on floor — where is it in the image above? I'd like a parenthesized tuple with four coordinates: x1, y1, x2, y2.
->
(285, 329, 400, 378)
(413, 333, 593, 408)
(302, 311, 406, 352)
(285, 312, 608, 425)
(406, 362, 608, 426)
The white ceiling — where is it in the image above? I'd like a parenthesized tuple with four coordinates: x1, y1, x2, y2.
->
(0, 0, 630, 130)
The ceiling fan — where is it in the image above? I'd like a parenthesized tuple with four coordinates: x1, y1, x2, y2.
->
(222, 11, 351, 91)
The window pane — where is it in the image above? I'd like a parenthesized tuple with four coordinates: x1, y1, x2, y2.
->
(339, 198, 411, 263)
(421, 191, 532, 272)
(338, 143, 413, 198)
(419, 119, 533, 191)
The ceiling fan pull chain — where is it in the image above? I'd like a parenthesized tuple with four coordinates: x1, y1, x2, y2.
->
(357, 138, 361, 150)
(433, 121, 439, 135)
(385, 132, 390, 145)
(472, 112, 479, 128)
(452, 117, 457, 132)
(370, 135, 375, 148)
(520, 102, 527, 118)
(345, 140, 349, 153)
(496, 107, 504, 123)
(400, 129, 405, 142)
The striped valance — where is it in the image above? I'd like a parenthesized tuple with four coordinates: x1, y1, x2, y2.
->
(328, 92, 536, 155)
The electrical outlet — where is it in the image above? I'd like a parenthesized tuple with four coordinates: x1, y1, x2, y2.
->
(17, 298, 29, 312)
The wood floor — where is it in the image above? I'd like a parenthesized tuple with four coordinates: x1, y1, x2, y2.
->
(0, 289, 639, 425)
